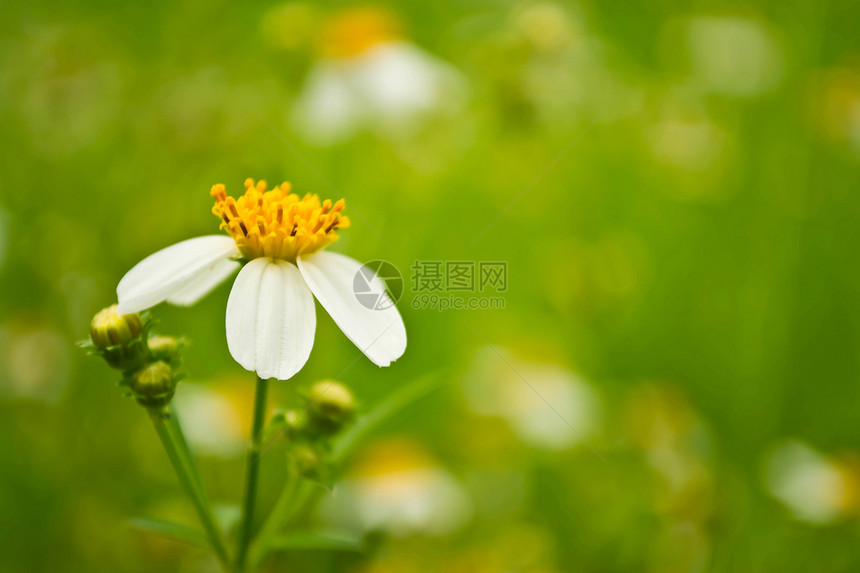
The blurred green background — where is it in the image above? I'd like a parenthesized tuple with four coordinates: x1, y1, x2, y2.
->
(2, 0, 860, 571)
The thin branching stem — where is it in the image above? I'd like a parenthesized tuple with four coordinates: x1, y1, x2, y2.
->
(247, 470, 301, 570)
(149, 409, 231, 568)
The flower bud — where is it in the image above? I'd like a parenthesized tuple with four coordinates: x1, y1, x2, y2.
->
(264, 409, 308, 443)
(90, 305, 143, 348)
(284, 409, 309, 435)
(130, 361, 176, 408)
(307, 380, 355, 435)
(148, 335, 182, 365)
(292, 444, 323, 479)
(87, 305, 148, 371)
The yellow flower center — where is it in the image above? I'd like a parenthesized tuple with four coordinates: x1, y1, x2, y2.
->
(211, 178, 349, 262)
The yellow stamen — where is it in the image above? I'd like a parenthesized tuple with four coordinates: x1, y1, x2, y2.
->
(210, 179, 350, 262)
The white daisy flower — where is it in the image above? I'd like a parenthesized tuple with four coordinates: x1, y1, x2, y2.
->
(116, 178, 406, 380)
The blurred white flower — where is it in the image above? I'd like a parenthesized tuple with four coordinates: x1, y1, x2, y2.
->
(172, 381, 248, 458)
(643, 88, 736, 201)
(764, 440, 857, 525)
(462, 348, 602, 451)
(0, 321, 70, 403)
(649, 111, 727, 173)
(320, 439, 471, 537)
(292, 8, 467, 145)
(293, 42, 467, 145)
(624, 383, 715, 518)
(685, 16, 784, 97)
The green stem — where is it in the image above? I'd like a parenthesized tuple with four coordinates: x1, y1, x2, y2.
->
(235, 375, 269, 571)
(166, 406, 205, 494)
(247, 471, 300, 571)
(288, 481, 325, 525)
(148, 409, 230, 568)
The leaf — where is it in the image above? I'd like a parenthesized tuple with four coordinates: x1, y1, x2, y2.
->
(129, 517, 208, 548)
(270, 529, 364, 552)
(332, 370, 446, 463)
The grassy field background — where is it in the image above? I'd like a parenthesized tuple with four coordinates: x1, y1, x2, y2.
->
(2, 0, 860, 571)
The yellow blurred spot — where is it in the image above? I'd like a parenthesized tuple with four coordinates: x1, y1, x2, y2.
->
(650, 112, 726, 173)
(317, 6, 403, 58)
(350, 437, 435, 477)
(813, 67, 860, 152)
(514, 3, 576, 53)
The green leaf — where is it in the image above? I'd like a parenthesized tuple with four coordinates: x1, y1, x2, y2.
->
(332, 370, 446, 463)
(270, 530, 364, 552)
(129, 517, 208, 548)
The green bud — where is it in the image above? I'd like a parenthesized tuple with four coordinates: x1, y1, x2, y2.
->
(307, 380, 356, 435)
(147, 335, 182, 365)
(87, 305, 148, 372)
(90, 305, 143, 348)
(292, 444, 322, 479)
(264, 409, 312, 445)
(283, 409, 309, 436)
(130, 361, 176, 408)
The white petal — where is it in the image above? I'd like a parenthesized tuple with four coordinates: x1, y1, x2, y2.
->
(167, 258, 241, 307)
(298, 251, 406, 367)
(225, 258, 316, 380)
(117, 236, 240, 314)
